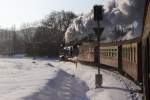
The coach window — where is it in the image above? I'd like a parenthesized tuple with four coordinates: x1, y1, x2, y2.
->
(123, 47, 125, 59)
(127, 47, 129, 61)
(122, 48, 125, 58)
(113, 50, 115, 57)
(106, 50, 107, 56)
(134, 47, 136, 63)
(126, 47, 128, 59)
(128, 47, 131, 62)
(122, 48, 123, 57)
(125, 47, 127, 60)
(129, 47, 131, 62)
(125, 47, 126, 59)
(109, 49, 111, 57)
(129, 47, 132, 62)
(111, 49, 112, 57)
(111, 49, 114, 57)
(131, 47, 132, 62)
(113, 52, 115, 57)
(112, 52, 114, 57)
(122, 48, 124, 58)
(124, 48, 126, 58)
(131, 47, 133, 62)
(115, 52, 117, 57)
(128, 47, 129, 61)
(110, 49, 112, 57)
(114, 52, 117, 57)
(126, 47, 128, 60)
(114, 51, 116, 57)
(92, 48, 94, 53)
(107, 50, 109, 57)
(113, 50, 114, 57)
(123, 48, 124, 58)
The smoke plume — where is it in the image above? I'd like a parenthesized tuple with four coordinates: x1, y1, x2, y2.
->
(65, 0, 146, 43)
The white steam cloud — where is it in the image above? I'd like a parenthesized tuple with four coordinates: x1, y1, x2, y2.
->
(65, 0, 146, 43)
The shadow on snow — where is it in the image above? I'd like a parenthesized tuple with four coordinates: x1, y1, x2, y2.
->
(23, 69, 89, 100)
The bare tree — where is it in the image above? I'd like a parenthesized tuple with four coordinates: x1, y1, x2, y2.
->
(42, 11, 77, 44)
(20, 23, 35, 44)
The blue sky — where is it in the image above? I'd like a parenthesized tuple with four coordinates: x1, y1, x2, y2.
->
(0, 0, 107, 29)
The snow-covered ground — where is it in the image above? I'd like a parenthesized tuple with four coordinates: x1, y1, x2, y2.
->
(0, 57, 143, 100)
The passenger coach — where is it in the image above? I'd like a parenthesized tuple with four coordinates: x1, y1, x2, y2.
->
(121, 38, 142, 82)
(76, 0, 150, 99)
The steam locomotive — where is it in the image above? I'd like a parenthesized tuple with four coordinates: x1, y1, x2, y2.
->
(77, 1, 150, 100)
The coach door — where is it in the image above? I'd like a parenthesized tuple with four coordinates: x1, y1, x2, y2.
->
(143, 34, 150, 100)
(145, 35, 150, 100)
(148, 35, 150, 93)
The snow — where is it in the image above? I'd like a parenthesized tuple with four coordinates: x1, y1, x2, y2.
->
(51, 61, 142, 100)
(0, 57, 142, 100)
(0, 58, 57, 100)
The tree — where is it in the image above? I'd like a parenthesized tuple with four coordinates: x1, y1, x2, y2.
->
(0, 26, 24, 55)
(20, 23, 36, 44)
(42, 11, 77, 43)
(29, 11, 77, 56)
(33, 26, 51, 43)
(42, 11, 77, 30)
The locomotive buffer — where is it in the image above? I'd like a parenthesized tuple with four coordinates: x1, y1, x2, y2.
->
(93, 5, 104, 88)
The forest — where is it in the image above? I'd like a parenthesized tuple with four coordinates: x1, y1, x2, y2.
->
(0, 11, 77, 56)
